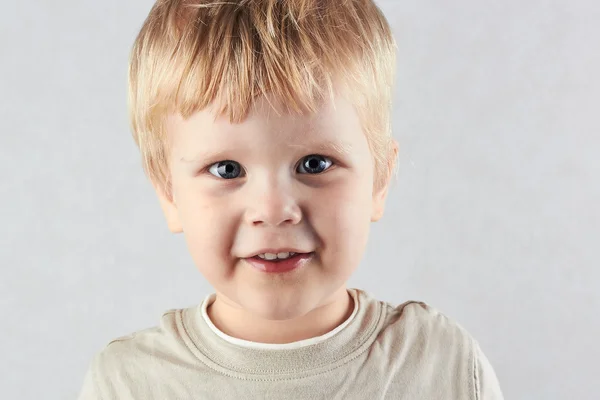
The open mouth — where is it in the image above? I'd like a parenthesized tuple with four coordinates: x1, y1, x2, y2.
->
(255, 251, 301, 261)
(245, 252, 314, 273)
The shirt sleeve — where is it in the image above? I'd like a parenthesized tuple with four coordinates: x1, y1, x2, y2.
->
(77, 353, 104, 400)
(474, 340, 504, 400)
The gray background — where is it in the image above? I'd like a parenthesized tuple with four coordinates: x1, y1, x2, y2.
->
(1, 1, 598, 399)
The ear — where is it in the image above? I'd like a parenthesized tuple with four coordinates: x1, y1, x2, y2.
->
(371, 140, 399, 222)
(152, 180, 183, 233)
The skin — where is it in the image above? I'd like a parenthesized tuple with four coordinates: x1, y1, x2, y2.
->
(153, 90, 397, 344)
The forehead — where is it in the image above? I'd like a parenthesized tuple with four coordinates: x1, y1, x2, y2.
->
(167, 91, 361, 144)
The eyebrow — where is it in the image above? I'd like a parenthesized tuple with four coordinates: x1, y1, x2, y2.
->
(288, 140, 353, 155)
(179, 140, 353, 163)
(180, 150, 228, 164)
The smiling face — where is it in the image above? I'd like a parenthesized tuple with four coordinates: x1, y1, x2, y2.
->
(155, 91, 395, 321)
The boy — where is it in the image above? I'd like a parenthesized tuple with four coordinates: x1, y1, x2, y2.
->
(79, 0, 504, 398)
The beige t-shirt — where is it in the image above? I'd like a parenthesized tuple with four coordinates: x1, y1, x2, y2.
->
(78, 288, 504, 399)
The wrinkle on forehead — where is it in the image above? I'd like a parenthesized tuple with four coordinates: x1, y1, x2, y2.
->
(170, 78, 349, 127)
(168, 86, 359, 162)
(286, 140, 352, 156)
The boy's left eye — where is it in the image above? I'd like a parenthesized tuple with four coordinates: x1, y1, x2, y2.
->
(296, 154, 333, 174)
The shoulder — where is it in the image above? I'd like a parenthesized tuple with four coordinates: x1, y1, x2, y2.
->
(105, 308, 179, 344)
(87, 311, 172, 374)
(82, 308, 195, 389)
(381, 299, 504, 399)
(99, 307, 192, 361)
(385, 300, 474, 347)
(78, 307, 196, 399)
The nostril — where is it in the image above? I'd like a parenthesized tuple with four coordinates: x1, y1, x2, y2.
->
(245, 199, 302, 226)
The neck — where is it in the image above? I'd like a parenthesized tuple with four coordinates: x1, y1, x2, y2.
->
(206, 288, 355, 344)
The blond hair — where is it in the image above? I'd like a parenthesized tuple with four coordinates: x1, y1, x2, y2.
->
(128, 0, 397, 199)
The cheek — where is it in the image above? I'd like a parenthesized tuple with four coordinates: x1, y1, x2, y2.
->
(177, 192, 237, 271)
(311, 180, 372, 261)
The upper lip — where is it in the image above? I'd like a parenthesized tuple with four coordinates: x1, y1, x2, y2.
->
(245, 248, 312, 258)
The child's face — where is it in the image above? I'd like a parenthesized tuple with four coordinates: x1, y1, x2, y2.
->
(156, 91, 393, 319)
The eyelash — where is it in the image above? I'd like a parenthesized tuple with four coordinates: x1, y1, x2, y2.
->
(204, 155, 336, 179)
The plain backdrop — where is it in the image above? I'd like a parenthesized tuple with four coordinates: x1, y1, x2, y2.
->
(1, 1, 598, 399)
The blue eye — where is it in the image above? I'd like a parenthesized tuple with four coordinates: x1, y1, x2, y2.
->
(297, 155, 333, 174)
(208, 160, 243, 179)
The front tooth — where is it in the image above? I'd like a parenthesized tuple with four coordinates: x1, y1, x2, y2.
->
(264, 253, 278, 260)
(277, 252, 290, 259)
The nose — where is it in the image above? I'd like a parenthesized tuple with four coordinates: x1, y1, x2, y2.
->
(243, 180, 302, 227)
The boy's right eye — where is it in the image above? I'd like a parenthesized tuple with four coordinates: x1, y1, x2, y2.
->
(208, 160, 244, 179)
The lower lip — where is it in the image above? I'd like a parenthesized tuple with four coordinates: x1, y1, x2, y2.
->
(245, 253, 313, 273)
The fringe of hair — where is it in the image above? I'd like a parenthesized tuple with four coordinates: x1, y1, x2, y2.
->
(128, 0, 397, 199)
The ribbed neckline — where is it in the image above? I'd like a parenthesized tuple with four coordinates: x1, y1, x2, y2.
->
(200, 288, 359, 350)
(179, 287, 386, 378)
